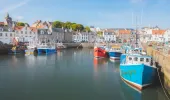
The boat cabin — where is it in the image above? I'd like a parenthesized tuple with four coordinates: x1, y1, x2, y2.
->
(125, 48, 142, 54)
(125, 55, 153, 66)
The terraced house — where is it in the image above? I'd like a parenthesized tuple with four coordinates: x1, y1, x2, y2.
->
(14, 24, 37, 42)
(0, 13, 15, 44)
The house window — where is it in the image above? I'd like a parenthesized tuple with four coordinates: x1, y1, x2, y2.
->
(21, 31, 23, 34)
(10, 33, 12, 37)
(41, 31, 44, 34)
(140, 58, 144, 62)
(146, 58, 149, 62)
(0, 33, 2, 36)
(25, 31, 27, 34)
(129, 57, 132, 61)
(134, 57, 138, 61)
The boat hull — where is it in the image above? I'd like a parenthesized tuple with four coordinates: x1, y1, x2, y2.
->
(120, 64, 156, 90)
(109, 52, 122, 61)
(37, 48, 56, 54)
(94, 47, 108, 58)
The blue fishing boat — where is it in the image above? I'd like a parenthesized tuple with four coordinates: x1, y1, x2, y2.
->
(109, 45, 122, 61)
(36, 43, 56, 54)
(120, 49, 156, 90)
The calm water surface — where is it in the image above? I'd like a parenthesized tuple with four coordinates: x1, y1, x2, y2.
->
(0, 49, 168, 100)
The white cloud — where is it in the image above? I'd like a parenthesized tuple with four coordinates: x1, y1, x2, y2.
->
(16, 16, 24, 20)
(0, 0, 29, 13)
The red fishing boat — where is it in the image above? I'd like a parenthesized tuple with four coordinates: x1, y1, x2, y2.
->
(94, 46, 108, 58)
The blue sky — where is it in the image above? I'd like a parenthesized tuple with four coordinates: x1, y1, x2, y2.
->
(0, 0, 170, 28)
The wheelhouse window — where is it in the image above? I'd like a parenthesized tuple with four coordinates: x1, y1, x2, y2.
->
(129, 57, 132, 61)
(134, 57, 138, 61)
(140, 58, 144, 62)
(146, 58, 149, 62)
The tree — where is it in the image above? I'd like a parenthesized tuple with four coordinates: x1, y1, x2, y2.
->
(52, 21, 63, 28)
(85, 26, 90, 32)
(97, 31, 103, 37)
(76, 24, 84, 31)
(64, 21, 72, 29)
(71, 24, 78, 31)
(16, 22, 25, 26)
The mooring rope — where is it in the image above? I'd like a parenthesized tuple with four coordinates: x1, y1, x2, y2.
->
(157, 68, 170, 100)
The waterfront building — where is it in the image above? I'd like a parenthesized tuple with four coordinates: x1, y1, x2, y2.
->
(90, 26, 101, 32)
(72, 32, 88, 42)
(72, 32, 96, 42)
(0, 27, 15, 44)
(102, 30, 116, 42)
(14, 24, 37, 42)
(164, 30, 170, 43)
(0, 13, 15, 44)
(118, 29, 131, 43)
(151, 30, 165, 42)
(32, 20, 72, 43)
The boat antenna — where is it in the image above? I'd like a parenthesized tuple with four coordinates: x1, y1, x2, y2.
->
(135, 16, 138, 48)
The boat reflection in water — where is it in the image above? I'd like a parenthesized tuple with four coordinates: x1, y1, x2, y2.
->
(93, 58, 108, 79)
(120, 79, 168, 100)
(93, 58, 108, 70)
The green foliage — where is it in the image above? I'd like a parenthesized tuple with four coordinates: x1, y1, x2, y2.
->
(71, 24, 78, 31)
(84, 26, 91, 32)
(52, 21, 63, 28)
(97, 31, 103, 37)
(76, 24, 84, 31)
(52, 21, 87, 32)
(64, 21, 72, 29)
(16, 22, 25, 26)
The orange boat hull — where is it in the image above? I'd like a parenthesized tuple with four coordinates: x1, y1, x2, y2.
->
(94, 47, 108, 58)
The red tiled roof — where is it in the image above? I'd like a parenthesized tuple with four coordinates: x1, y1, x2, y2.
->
(0, 22, 4, 25)
(119, 30, 131, 34)
(152, 30, 165, 35)
(29, 27, 37, 32)
(14, 26, 24, 31)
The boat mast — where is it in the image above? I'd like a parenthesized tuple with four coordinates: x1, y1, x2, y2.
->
(135, 16, 138, 48)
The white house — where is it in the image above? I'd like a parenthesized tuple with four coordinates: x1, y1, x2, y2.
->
(103, 31, 116, 42)
(0, 28, 15, 44)
(0, 13, 15, 44)
(150, 30, 165, 42)
(164, 30, 170, 43)
(72, 32, 88, 42)
(14, 24, 37, 42)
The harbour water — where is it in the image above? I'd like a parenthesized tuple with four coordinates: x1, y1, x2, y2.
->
(0, 49, 168, 100)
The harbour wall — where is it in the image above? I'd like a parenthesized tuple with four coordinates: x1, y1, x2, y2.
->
(0, 44, 13, 54)
(81, 43, 122, 48)
(142, 42, 170, 95)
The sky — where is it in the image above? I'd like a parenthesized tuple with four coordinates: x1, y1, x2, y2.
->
(0, 0, 170, 29)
